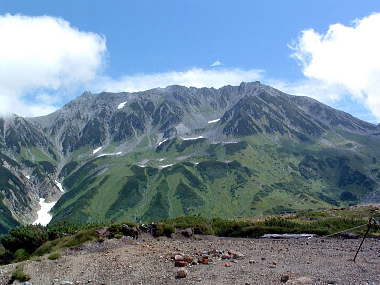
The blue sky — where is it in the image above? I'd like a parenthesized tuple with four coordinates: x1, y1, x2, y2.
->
(0, 0, 380, 123)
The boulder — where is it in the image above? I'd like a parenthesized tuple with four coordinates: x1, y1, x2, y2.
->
(180, 228, 193, 238)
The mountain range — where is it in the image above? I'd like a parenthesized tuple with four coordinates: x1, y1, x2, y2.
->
(1, 81, 379, 233)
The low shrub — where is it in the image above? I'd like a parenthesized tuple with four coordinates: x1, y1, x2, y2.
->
(48, 252, 61, 260)
(10, 264, 30, 282)
(33, 239, 59, 257)
(153, 223, 175, 237)
(14, 248, 30, 262)
(0, 225, 48, 253)
(211, 218, 251, 236)
(62, 228, 98, 248)
(163, 216, 214, 235)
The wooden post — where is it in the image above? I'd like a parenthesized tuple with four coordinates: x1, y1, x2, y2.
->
(353, 218, 373, 262)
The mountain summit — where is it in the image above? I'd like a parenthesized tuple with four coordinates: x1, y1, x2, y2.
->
(1, 82, 379, 232)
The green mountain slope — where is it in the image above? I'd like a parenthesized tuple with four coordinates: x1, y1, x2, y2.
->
(50, 131, 379, 224)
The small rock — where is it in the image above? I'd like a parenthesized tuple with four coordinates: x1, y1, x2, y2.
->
(60, 282, 74, 285)
(174, 254, 184, 261)
(191, 260, 198, 265)
(198, 257, 209, 265)
(175, 260, 188, 267)
(224, 262, 232, 267)
(184, 256, 194, 263)
(281, 275, 290, 283)
(272, 261, 278, 265)
(221, 253, 231, 259)
(228, 250, 244, 259)
(176, 268, 188, 279)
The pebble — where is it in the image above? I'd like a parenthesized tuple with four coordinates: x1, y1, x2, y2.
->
(228, 250, 244, 259)
(174, 254, 184, 261)
(176, 269, 188, 279)
(281, 275, 290, 283)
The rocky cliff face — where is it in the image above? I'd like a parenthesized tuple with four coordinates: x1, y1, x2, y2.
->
(1, 82, 379, 232)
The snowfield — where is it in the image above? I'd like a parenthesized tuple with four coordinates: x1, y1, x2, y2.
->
(208, 118, 220, 124)
(93, 147, 102, 154)
(55, 180, 64, 192)
(33, 198, 57, 226)
(157, 138, 168, 146)
(97, 152, 122, 158)
(117, 101, 127, 109)
(159, 164, 174, 169)
(181, 136, 204, 141)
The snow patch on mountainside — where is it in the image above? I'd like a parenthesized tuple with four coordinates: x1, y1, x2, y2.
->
(181, 136, 204, 141)
(159, 164, 174, 169)
(97, 152, 122, 158)
(93, 147, 102, 154)
(117, 101, 127, 109)
(157, 138, 168, 146)
(55, 180, 64, 192)
(208, 118, 220, 124)
(33, 198, 56, 226)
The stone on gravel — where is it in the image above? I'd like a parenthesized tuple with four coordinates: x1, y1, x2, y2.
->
(174, 254, 184, 261)
(175, 260, 188, 267)
(176, 269, 188, 279)
(280, 275, 290, 283)
(221, 253, 231, 259)
(184, 256, 194, 263)
(228, 250, 244, 258)
(198, 257, 209, 265)
(180, 228, 193, 238)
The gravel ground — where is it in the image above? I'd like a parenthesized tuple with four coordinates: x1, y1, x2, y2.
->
(0, 235, 379, 285)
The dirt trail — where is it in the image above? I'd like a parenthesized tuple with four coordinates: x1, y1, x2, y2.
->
(0, 235, 379, 285)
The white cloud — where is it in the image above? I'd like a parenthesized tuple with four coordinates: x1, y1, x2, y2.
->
(97, 68, 263, 93)
(0, 14, 106, 116)
(291, 13, 380, 120)
(210, 60, 222, 67)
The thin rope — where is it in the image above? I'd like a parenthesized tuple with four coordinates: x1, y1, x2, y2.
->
(308, 223, 369, 239)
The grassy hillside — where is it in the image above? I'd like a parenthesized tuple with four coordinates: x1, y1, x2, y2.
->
(50, 132, 379, 224)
